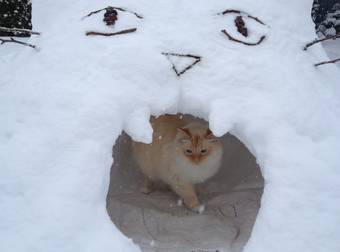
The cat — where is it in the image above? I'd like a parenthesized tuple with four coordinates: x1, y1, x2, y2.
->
(132, 114, 223, 211)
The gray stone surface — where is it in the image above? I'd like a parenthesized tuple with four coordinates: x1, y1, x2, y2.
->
(107, 126, 264, 252)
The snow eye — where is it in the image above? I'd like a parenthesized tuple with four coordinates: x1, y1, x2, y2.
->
(82, 6, 143, 37)
(186, 149, 193, 155)
(218, 9, 268, 46)
(201, 149, 207, 154)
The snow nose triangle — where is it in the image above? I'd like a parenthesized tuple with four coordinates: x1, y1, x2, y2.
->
(162, 52, 201, 77)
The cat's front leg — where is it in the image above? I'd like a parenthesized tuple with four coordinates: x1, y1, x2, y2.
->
(141, 176, 155, 194)
(170, 181, 199, 210)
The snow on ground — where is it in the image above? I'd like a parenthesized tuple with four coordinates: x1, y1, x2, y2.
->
(322, 39, 340, 68)
(0, 0, 340, 252)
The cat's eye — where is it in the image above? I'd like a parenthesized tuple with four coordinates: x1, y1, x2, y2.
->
(201, 149, 207, 154)
(185, 149, 193, 155)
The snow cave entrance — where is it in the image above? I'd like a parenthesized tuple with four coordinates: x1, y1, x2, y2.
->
(106, 114, 264, 252)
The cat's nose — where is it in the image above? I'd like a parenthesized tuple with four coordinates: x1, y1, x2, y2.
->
(162, 52, 201, 77)
(192, 155, 200, 164)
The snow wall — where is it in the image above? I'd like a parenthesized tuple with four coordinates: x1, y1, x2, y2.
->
(0, 0, 340, 252)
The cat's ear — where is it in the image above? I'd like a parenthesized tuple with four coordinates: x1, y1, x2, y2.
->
(177, 128, 191, 143)
(177, 127, 191, 137)
(205, 129, 217, 142)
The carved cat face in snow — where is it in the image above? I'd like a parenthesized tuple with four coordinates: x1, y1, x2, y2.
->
(82, 2, 268, 75)
(77, 0, 272, 141)
(82, 5, 268, 77)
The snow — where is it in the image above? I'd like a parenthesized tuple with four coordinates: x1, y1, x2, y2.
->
(322, 39, 340, 68)
(1, 0, 340, 252)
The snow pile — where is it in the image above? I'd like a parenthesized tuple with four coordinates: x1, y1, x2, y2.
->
(0, 0, 340, 252)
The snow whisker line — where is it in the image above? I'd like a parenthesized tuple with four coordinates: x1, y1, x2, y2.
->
(0, 26, 41, 36)
(221, 29, 265, 46)
(304, 33, 340, 50)
(314, 57, 340, 67)
(218, 9, 266, 25)
(85, 28, 137, 36)
(161, 52, 201, 59)
(0, 37, 37, 49)
(82, 6, 143, 20)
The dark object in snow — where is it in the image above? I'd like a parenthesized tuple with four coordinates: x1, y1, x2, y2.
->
(161, 52, 202, 77)
(103, 8, 118, 26)
(312, 0, 340, 37)
(86, 28, 137, 37)
(219, 9, 266, 46)
(314, 57, 340, 67)
(0, 0, 32, 37)
(0, 36, 36, 48)
(235, 16, 248, 37)
(304, 32, 340, 50)
(82, 6, 143, 21)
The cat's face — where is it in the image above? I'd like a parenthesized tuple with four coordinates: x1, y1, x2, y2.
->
(176, 124, 221, 164)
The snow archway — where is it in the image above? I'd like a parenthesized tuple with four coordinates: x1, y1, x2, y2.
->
(107, 115, 264, 252)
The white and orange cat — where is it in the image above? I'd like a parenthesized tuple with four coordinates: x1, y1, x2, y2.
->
(132, 114, 223, 211)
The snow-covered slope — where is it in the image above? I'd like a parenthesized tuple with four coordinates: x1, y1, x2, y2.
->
(0, 0, 340, 252)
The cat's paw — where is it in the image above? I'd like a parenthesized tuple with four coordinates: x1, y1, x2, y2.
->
(140, 185, 154, 194)
(141, 178, 155, 194)
(191, 204, 205, 214)
(140, 186, 153, 194)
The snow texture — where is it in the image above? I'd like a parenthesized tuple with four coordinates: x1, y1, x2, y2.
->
(323, 39, 340, 68)
(0, 0, 340, 252)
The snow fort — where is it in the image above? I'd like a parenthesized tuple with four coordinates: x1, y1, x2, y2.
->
(0, 1, 339, 252)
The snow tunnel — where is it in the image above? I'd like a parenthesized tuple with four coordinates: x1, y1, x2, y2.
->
(107, 114, 264, 252)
